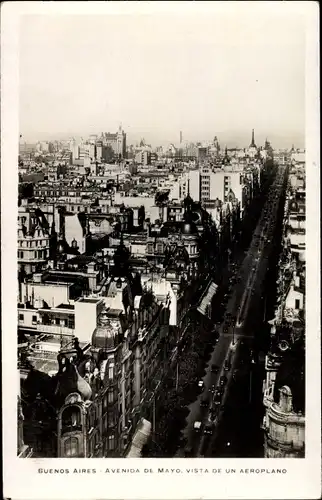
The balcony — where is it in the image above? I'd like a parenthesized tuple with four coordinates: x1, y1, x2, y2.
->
(37, 324, 74, 335)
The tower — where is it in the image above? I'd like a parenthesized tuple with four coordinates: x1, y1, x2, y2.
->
(180, 131, 183, 144)
(250, 129, 257, 148)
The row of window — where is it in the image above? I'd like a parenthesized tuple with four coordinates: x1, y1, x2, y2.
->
(18, 250, 49, 259)
(18, 239, 48, 248)
(35, 190, 82, 197)
(18, 313, 76, 329)
(18, 313, 37, 323)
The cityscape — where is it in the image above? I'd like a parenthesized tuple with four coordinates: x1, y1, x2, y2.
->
(17, 13, 306, 460)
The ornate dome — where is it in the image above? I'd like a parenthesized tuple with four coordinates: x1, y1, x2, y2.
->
(57, 238, 69, 254)
(71, 238, 78, 249)
(181, 220, 198, 235)
(183, 193, 193, 211)
(91, 307, 118, 350)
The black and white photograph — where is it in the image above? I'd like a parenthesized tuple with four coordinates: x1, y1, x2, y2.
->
(1, 1, 320, 499)
(15, 6, 308, 460)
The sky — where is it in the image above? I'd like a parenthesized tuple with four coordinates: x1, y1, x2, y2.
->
(19, 7, 306, 148)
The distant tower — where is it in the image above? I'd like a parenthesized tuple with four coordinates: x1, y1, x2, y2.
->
(250, 129, 257, 148)
(180, 131, 183, 144)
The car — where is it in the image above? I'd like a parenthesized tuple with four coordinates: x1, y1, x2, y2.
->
(204, 423, 213, 435)
(210, 384, 216, 393)
(215, 387, 224, 396)
(211, 364, 219, 373)
(198, 380, 204, 391)
(200, 397, 209, 408)
(213, 394, 221, 406)
(224, 360, 231, 371)
(220, 375, 227, 387)
(223, 325, 229, 334)
(193, 421, 202, 432)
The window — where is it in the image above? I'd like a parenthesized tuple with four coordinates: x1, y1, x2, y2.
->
(295, 299, 300, 309)
(108, 389, 114, 403)
(32, 315, 37, 324)
(19, 313, 24, 321)
(108, 411, 115, 426)
(108, 434, 115, 451)
(64, 437, 79, 457)
(108, 363, 114, 380)
(55, 318, 60, 325)
(67, 317, 75, 329)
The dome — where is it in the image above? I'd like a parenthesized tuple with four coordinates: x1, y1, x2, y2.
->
(181, 221, 198, 235)
(57, 239, 69, 254)
(113, 234, 130, 276)
(183, 193, 193, 210)
(71, 238, 78, 249)
(91, 307, 117, 350)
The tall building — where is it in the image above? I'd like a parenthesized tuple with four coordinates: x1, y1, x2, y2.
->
(262, 162, 306, 458)
(101, 126, 127, 159)
(18, 204, 51, 276)
(248, 129, 258, 158)
(199, 165, 249, 210)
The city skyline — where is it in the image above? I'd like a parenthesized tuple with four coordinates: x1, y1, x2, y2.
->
(19, 9, 305, 148)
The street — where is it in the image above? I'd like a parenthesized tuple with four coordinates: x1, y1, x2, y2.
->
(180, 164, 287, 457)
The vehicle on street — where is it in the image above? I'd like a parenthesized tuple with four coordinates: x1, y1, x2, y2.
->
(211, 384, 216, 393)
(215, 387, 224, 396)
(204, 423, 213, 435)
(211, 364, 219, 373)
(200, 397, 209, 408)
(193, 421, 202, 432)
(198, 380, 204, 391)
(220, 375, 227, 386)
(213, 392, 222, 406)
(224, 360, 230, 371)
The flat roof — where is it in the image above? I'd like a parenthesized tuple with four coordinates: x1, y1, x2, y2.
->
(76, 297, 102, 304)
(107, 308, 123, 317)
(56, 303, 74, 310)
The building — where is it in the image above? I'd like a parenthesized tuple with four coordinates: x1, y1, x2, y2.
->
(262, 164, 306, 458)
(18, 204, 51, 276)
(248, 129, 258, 158)
(101, 126, 127, 159)
(199, 163, 253, 214)
(135, 150, 151, 166)
(18, 235, 172, 457)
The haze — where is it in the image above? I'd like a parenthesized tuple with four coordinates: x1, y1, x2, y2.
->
(19, 11, 306, 148)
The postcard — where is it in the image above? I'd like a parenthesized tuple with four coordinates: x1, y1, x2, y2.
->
(1, 1, 320, 499)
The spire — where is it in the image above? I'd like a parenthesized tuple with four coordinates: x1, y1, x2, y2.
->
(250, 129, 256, 148)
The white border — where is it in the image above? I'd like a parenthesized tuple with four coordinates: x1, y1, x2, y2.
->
(1, 2, 320, 499)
